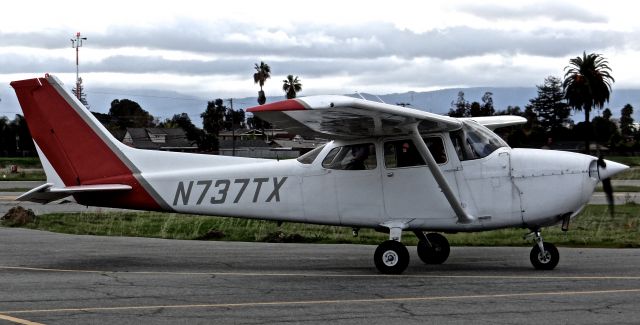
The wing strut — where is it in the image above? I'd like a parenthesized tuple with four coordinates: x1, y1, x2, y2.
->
(408, 124, 474, 224)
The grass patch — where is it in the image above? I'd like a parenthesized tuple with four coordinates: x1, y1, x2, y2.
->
(446, 204, 640, 248)
(613, 167, 640, 180)
(595, 185, 640, 192)
(0, 170, 45, 181)
(12, 204, 640, 248)
(607, 156, 640, 167)
(0, 157, 42, 168)
(0, 188, 32, 192)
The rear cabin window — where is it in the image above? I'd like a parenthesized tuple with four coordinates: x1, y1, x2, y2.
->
(321, 143, 377, 170)
(384, 137, 446, 168)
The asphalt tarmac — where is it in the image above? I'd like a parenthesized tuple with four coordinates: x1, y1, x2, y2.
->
(0, 227, 639, 325)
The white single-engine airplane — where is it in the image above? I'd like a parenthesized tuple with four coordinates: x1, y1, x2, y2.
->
(11, 75, 628, 274)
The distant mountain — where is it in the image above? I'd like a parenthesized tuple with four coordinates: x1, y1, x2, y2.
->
(2, 85, 639, 127)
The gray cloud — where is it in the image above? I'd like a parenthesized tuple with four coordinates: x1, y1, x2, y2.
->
(0, 53, 403, 78)
(0, 54, 72, 73)
(0, 21, 629, 62)
(457, 2, 607, 23)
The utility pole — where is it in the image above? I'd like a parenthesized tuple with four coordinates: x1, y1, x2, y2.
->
(70, 32, 87, 100)
(227, 98, 235, 156)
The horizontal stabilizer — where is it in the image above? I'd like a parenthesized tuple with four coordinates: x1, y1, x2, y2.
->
(17, 183, 132, 204)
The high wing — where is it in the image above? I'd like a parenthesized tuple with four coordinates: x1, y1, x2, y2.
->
(246, 96, 463, 139)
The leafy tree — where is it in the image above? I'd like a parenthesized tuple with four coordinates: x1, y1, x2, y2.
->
(108, 99, 155, 130)
(247, 116, 272, 131)
(0, 115, 38, 156)
(563, 52, 615, 153)
(201, 99, 226, 134)
(620, 104, 635, 138)
(224, 109, 246, 131)
(527, 76, 571, 137)
(469, 101, 482, 117)
(479, 92, 495, 116)
(201, 99, 227, 151)
(448, 91, 469, 117)
(282, 75, 302, 99)
(592, 110, 619, 145)
(448, 91, 494, 117)
(71, 77, 90, 109)
(0, 116, 10, 155)
(160, 113, 204, 148)
(253, 61, 271, 105)
(495, 105, 523, 116)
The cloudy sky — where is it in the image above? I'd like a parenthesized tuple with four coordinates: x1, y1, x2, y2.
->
(1, 0, 638, 116)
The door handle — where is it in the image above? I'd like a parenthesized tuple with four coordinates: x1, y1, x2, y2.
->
(387, 172, 394, 177)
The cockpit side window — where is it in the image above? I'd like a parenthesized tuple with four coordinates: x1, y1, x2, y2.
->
(321, 143, 377, 170)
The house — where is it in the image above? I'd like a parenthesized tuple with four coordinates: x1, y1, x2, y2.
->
(218, 134, 326, 159)
(120, 128, 198, 152)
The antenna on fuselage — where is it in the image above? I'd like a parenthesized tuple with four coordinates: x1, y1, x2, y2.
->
(355, 91, 386, 104)
(373, 94, 386, 104)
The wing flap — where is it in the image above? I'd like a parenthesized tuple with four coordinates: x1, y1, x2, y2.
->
(17, 183, 132, 204)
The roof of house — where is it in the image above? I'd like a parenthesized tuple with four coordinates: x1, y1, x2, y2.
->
(122, 127, 197, 150)
(272, 139, 327, 149)
(218, 139, 271, 149)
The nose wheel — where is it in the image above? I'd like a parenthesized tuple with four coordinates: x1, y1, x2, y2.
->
(528, 230, 559, 270)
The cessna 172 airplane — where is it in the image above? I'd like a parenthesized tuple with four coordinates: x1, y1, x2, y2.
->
(11, 74, 628, 274)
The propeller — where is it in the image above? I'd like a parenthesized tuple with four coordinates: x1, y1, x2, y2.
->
(597, 155, 629, 217)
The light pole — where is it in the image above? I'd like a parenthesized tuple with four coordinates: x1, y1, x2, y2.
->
(70, 32, 87, 100)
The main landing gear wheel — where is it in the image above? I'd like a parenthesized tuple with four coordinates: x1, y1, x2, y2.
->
(417, 233, 450, 265)
(530, 242, 559, 270)
(374, 240, 410, 274)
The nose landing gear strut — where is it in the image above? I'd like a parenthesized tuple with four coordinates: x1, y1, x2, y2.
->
(526, 230, 559, 270)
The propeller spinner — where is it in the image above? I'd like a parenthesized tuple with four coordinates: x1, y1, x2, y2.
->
(597, 156, 629, 215)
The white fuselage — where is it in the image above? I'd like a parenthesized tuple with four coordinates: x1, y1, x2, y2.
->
(127, 132, 601, 232)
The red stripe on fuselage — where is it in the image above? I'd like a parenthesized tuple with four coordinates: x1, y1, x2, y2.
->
(11, 77, 162, 211)
(246, 99, 306, 113)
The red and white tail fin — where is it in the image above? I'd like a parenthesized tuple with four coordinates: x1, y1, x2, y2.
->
(11, 75, 165, 210)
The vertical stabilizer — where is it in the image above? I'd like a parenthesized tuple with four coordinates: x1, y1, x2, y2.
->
(10, 75, 166, 210)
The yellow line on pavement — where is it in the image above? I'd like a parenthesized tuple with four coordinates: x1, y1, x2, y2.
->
(0, 313, 45, 325)
(1, 265, 639, 280)
(2, 288, 640, 315)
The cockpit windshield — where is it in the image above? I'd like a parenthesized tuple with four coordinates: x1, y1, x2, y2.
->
(297, 144, 326, 164)
(449, 121, 508, 161)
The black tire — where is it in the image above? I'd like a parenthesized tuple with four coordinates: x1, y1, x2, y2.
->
(374, 240, 410, 274)
(417, 233, 450, 265)
(530, 242, 559, 270)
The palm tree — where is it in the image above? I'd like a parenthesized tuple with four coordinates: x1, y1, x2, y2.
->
(282, 75, 302, 99)
(563, 52, 614, 154)
(253, 61, 271, 105)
